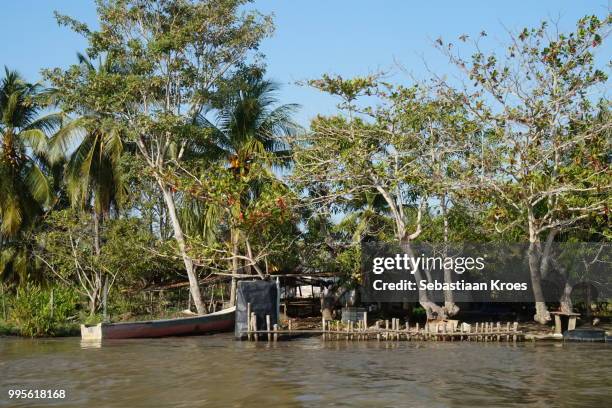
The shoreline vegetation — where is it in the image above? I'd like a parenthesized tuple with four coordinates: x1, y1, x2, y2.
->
(0, 321, 79, 337)
(0, 1, 610, 339)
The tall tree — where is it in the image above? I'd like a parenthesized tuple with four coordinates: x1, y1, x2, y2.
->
(48, 54, 127, 315)
(50, 54, 126, 257)
(0, 68, 59, 282)
(203, 74, 298, 304)
(46, 0, 274, 314)
(291, 75, 451, 318)
(438, 15, 611, 322)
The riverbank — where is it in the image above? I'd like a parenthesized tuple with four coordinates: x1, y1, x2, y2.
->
(0, 320, 80, 337)
(1, 315, 610, 340)
(0, 321, 19, 336)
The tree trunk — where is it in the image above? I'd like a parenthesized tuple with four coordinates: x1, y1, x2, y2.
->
(320, 287, 334, 320)
(403, 240, 446, 320)
(527, 242, 550, 324)
(102, 275, 109, 321)
(559, 281, 573, 314)
(93, 212, 101, 257)
(89, 295, 97, 317)
(441, 194, 459, 317)
(552, 256, 573, 314)
(92, 211, 103, 317)
(229, 229, 239, 306)
(159, 184, 206, 314)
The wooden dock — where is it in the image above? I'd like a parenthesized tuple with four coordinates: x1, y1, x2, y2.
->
(243, 306, 523, 342)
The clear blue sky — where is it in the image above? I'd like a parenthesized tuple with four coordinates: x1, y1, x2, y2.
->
(1, 0, 609, 125)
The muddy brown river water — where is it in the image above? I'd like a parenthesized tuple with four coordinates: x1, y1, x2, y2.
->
(0, 334, 610, 407)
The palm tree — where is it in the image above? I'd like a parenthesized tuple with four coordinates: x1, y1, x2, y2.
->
(47, 54, 126, 315)
(191, 74, 299, 304)
(0, 67, 61, 282)
(50, 54, 126, 256)
(210, 75, 298, 174)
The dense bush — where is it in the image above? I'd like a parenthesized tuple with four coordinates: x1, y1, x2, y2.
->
(10, 284, 78, 337)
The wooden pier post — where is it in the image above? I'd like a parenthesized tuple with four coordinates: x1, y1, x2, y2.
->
(396, 319, 400, 341)
(246, 303, 252, 341)
(321, 317, 326, 341)
(395, 319, 398, 340)
(273, 324, 278, 342)
(513, 322, 518, 342)
(252, 312, 258, 341)
(395, 319, 399, 340)
(266, 315, 271, 342)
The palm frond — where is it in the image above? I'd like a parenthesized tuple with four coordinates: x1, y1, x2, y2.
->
(19, 129, 48, 156)
(0, 200, 22, 237)
(24, 162, 52, 207)
(48, 117, 89, 163)
(25, 112, 65, 133)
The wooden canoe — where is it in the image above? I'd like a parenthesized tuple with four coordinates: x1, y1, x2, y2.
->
(81, 307, 235, 340)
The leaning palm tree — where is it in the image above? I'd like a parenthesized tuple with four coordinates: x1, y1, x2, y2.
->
(0, 67, 61, 282)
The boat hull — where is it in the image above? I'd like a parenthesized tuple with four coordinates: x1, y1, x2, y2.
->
(563, 328, 607, 342)
(81, 307, 235, 340)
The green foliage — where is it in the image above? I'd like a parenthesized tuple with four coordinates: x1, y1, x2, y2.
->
(34, 208, 181, 316)
(0, 68, 57, 237)
(1, 5, 608, 329)
(439, 14, 611, 242)
(9, 284, 78, 337)
(308, 74, 380, 108)
(45, 1, 279, 315)
(411, 306, 426, 319)
(0, 68, 65, 285)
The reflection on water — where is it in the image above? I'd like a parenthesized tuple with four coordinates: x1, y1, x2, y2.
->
(1, 335, 610, 407)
